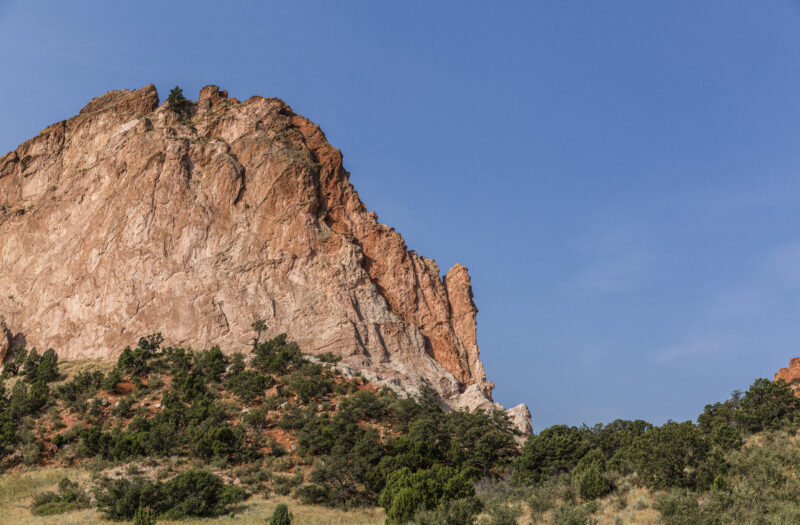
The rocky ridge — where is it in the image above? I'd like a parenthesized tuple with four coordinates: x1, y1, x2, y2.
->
(0, 85, 530, 430)
(775, 358, 800, 396)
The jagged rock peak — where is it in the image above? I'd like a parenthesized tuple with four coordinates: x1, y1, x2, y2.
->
(0, 84, 530, 431)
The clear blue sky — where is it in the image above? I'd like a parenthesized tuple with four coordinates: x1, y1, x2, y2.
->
(2, 1, 800, 431)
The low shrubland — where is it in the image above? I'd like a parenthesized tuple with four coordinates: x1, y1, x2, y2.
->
(1, 324, 800, 523)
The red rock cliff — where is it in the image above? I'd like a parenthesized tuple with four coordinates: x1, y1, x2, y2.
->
(0, 85, 526, 422)
(775, 358, 800, 395)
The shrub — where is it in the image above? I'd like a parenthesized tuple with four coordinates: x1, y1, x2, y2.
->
(114, 396, 135, 418)
(378, 465, 479, 524)
(578, 462, 611, 500)
(193, 425, 244, 459)
(513, 425, 589, 485)
(31, 478, 90, 515)
(253, 334, 304, 374)
(652, 489, 703, 525)
(199, 346, 226, 382)
(316, 352, 341, 364)
(269, 503, 292, 525)
(133, 507, 156, 525)
(625, 421, 712, 489)
(286, 365, 333, 403)
(414, 497, 483, 525)
(102, 367, 123, 393)
(548, 501, 599, 525)
(736, 378, 800, 433)
(226, 370, 271, 403)
(57, 370, 104, 403)
(95, 469, 245, 520)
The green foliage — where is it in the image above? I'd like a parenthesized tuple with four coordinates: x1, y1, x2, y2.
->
(226, 369, 271, 403)
(3, 346, 28, 376)
(102, 367, 123, 393)
(23, 348, 60, 383)
(316, 352, 341, 364)
(31, 477, 90, 516)
(56, 370, 104, 404)
(548, 501, 599, 525)
(578, 462, 611, 500)
(269, 503, 292, 525)
(737, 378, 800, 432)
(652, 489, 703, 525)
(699, 378, 800, 436)
(286, 364, 333, 403)
(625, 421, 712, 490)
(113, 396, 135, 418)
(95, 469, 245, 520)
(378, 465, 479, 524)
(133, 506, 156, 525)
(198, 346, 226, 382)
(251, 319, 267, 349)
(253, 334, 305, 374)
(413, 498, 482, 525)
(513, 425, 589, 485)
(193, 424, 245, 459)
(167, 86, 189, 114)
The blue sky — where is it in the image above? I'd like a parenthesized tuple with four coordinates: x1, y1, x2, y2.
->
(2, 1, 800, 430)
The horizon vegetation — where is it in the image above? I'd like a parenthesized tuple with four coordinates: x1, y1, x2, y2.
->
(0, 322, 799, 524)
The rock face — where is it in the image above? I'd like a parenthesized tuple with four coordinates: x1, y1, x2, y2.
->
(0, 85, 529, 429)
(775, 358, 800, 396)
(0, 317, 10, 366)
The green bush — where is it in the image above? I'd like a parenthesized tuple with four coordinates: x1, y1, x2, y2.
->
(269, 503, 292, 525)
(578, 462, 611, 500)
(95, 469, 245, 520)
(378, 465, 479, 524)
(286, 365, 333, 403)
(102, 367, 124, 393)
(226, 370, 271, 403)
(253, 334, 304, 374)
(414, 497, 485, 525)
(625, 421, 712, 490)
(316, 352, 341, 364)
(133, 506, 156, 525)
(31, 477, 90, 515)
(548, 501, 599, 525)
(513, 425, 589, 485)
(193, 425, 244, 459)
(56, 370, 104, 403)
(198, 346, 226, 382)
(652, 489, 703, 525)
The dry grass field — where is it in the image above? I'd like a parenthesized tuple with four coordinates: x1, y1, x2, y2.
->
(0, 467, 386, 525)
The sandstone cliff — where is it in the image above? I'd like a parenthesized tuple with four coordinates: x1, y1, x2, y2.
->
(0, 85, 529, 427)
(775, 358, 800, 396)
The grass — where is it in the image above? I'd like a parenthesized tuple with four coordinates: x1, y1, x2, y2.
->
(0, 466, 384, 525)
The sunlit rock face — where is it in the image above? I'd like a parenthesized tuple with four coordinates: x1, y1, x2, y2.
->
(0, 84, 530, 431)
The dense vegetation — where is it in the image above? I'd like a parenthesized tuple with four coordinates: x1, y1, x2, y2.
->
(1, 325, 800, 524)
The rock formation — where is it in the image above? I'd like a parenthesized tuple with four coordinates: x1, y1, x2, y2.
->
(0, 84, 530, 430)
(774, 358, 800, 396)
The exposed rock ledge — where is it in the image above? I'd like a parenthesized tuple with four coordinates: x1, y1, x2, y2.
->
(0, 84, 531, 432)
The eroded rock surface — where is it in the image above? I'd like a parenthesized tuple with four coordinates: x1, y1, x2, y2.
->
(775, 358, 800, 396)
(0, 85, 530, 429)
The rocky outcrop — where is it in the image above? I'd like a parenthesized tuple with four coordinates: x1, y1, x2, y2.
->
(775, 358, 800, 395)
(0, 84, 530, 430)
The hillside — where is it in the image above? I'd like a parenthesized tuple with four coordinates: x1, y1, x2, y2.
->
(1, 330, 800, 523)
